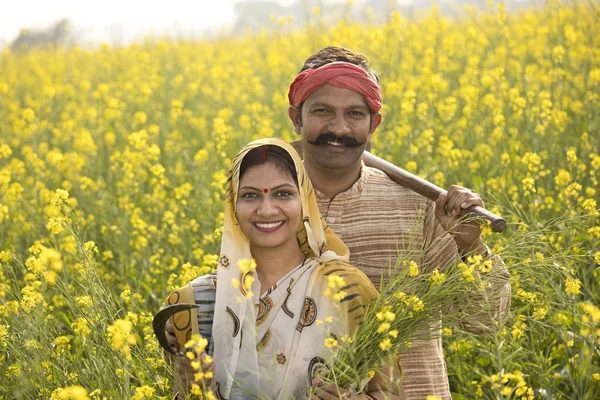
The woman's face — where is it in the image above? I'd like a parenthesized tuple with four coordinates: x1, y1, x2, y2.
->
(236, 161, 302, 252)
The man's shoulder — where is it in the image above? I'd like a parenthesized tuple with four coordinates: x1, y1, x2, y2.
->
(362, 166, 432, 203)
(363, 165, 406, 188)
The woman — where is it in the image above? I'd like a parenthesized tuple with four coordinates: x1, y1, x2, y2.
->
(166, 139, 401, 399)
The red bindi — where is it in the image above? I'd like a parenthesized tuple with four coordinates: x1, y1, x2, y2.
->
(263, 188, 269, 193)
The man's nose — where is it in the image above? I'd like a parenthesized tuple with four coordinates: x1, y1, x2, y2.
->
(256, 197, 278, 216)
(327, 114, 352, 135)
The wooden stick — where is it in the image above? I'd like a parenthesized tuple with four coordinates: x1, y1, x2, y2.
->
(290, 141, 506, 232)
(361, 152, 506, 232)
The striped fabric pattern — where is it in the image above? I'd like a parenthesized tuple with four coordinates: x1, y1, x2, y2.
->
(316, 165, 511, 400)
(321, 264, 379, 334)
(190, 273, 217, 355)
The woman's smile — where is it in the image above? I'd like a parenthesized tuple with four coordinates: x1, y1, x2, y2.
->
(253, 220, 286, 232)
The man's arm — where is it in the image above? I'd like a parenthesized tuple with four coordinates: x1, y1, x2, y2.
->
(423, 188, 511, 333)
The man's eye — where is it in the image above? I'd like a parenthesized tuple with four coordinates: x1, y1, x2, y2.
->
(314, 108, 330, 114)
(349, 111, 365, 117)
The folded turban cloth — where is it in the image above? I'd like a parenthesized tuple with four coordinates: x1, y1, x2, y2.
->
(288, 62, 383, 113)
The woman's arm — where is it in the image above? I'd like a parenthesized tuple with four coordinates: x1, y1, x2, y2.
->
(310, 353, 403, 399)
(310, 372, 403, 400)
(311, 268, 403, 399)
(171, 348, 216, 399)
(364, 359, 404, 399)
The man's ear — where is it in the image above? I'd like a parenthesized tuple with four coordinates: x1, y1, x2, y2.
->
(370, 112, 382, 134)
(288, 106, 302, 135)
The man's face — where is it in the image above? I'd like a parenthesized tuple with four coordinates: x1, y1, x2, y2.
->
(289, 84, 380, 172)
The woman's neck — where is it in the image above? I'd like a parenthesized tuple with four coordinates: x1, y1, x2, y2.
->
(251, 244, 305, 294)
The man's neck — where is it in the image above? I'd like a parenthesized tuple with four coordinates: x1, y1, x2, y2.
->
(304, 159, 362, 200)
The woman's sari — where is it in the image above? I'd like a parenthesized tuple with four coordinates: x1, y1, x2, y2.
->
(167, 138, 378, 399)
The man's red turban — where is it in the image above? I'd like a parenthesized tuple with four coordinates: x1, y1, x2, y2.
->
(288, 62, 383, 113)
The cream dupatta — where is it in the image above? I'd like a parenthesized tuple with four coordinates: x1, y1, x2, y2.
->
(168, 138, 378, 399)
(213, 138, 366, 399)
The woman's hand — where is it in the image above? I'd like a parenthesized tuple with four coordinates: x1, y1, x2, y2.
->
(310, 382, 363, 399)
(172, 346, 215, 394)
(165, 319, 216, 395)
(164, 318, 179, 353)
(173, 351, 215, 392)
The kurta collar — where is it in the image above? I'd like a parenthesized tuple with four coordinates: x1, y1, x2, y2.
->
(315, 162, 369, 201)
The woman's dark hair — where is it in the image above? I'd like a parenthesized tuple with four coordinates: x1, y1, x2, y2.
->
(239, 145, 298, 185)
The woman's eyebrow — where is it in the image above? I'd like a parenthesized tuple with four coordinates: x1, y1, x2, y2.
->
(271, 183, 296, 190)
(239, 183, 296, 191)
(238, 185, 260, 191)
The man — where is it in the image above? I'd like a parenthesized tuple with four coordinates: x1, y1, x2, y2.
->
(287, 46, 511, 399)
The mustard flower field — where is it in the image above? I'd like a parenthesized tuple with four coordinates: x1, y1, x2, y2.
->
(1, 1, 599, 399)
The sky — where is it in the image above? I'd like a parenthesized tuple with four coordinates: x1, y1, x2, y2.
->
(0, 0, 297, 46)
(0, 0, 524, 47)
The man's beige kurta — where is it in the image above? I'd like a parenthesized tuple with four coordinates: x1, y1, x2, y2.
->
(315, 165, 511, 400)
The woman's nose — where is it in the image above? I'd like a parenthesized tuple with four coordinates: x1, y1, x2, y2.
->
(256, 197, 278, 216)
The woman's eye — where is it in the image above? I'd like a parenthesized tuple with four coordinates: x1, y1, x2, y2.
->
(241, 192, 258, 199)
(275, 191, 294, 197)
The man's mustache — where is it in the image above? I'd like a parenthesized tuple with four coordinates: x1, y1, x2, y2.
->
(307, 132, 366, 148)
